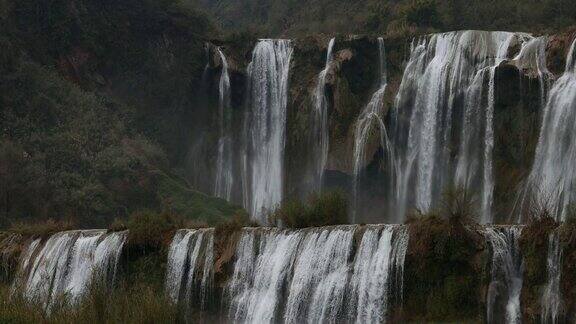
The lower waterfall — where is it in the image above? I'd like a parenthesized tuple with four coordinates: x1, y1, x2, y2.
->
(226, 225, 409, 323)
(541, 231, 563, 324)
(165, 229, 214, 313)
(12, 230, 127, 311)
(485, 226, 524, 324)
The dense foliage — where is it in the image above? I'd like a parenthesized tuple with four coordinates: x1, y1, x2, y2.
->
(0, 0, 242, 228)
(188, 0, 576, 37)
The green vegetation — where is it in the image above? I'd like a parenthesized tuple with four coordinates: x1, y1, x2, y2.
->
(1, 283, 178, 323)
(270, 190, 348, 228)
(0, 0, 246, 229)
(187, 0, 576, 37)
(403, 213, 485, 321)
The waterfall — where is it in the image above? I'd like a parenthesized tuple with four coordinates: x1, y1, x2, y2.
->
(214, 48, 234, 201)
(311, 37, 335, 193)
(519, 38, 576, 221)
(352, 37, 395, 222)
(226, 225, 409, 323)
(165, 229, 214, 313)
(392, 31, 540, 223)
(541, 231, 563, 324)
(347, 225, 409, 323)
(13, 230, 127, 311)
(243, 39, 293, 223)
(485, 226, 523, 324)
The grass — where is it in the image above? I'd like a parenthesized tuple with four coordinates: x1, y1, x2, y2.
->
(1, 282, 178, 324)
(8, 219, 75, 238)
(155, 170, 246, 226)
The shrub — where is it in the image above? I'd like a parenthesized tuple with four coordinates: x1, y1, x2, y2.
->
(124, 209, 182, 249)
(270, 190, 348, 228)
(437, 186, 476, 225)
(8, 218, 75, 238)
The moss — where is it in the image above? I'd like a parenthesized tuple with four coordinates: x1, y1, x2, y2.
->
(402, 215, 484, 322)
(519, 216, 558, 318)
(155, 170, 246, 226)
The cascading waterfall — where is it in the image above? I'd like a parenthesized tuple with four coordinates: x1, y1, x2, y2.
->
(347, 225, 409, 323)
(485, 226, 523, 324)
(214, 48, 234, 201)
(352, 37, 395, 222)
(165, 229, 214, 313)
(541, 230, 563, 324)
(226, 225, 409, 323)
(13, 230, 126, 310)
(518, 38, 576, 222)
(311, 37, 335, 193)
(243, 39, 293, 224)
(392, 31, 540, 223)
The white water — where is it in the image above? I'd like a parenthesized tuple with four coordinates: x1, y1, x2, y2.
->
(227, 225, 409, 323)
(519, 38, 576, 222)
(347, 225, 409, 323)
(311, 37, 335, 193)
(214, 47, 234, 201)
(485, 226, 523, 324)
(165, 229, 214, 312)
(392, 31, 542, 223)
(352, 37, 395, 222)
(13, 230, 126, 310)
(542, 231, 563, 324)
(244, 39, 293, 224)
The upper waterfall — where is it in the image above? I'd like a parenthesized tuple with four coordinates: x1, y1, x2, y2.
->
(214, 47, 234, 201)
(391, 31, 544, 223)
(311, 37, 336, 193)
(518, 37, 576, 222)
(352, 37, 395, 223)
(243, 39, 293, 224)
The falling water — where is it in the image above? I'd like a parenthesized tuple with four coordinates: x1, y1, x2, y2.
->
(13, 230, 127, 310)
(392, 31, 540, 223)
(541, 230, 563, 324)
(311, 37, 336, 193)
(227, 228, 303, 323)
(165, 229, 214, 313)
(243, 39, 293, 224)
(519, 38, 576, 221)
(352, 37, 395, 223)
(214, 48, 234, 201)
(485, 226, 523, 324)
(227, 225, 409, 323)
(347, 225, 409, 323)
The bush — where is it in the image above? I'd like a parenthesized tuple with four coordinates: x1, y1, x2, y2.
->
(270, 190, 348, 228)
(124, 209, 182, 249)
(438, 186, 476, 225)
(8, 218, 75, 238)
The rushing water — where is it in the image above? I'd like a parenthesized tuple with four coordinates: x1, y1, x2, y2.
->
(226, 225, 409, 323)
(518, 38, 576, 222)
(541, 230, 563, 324)
(13, 230, 126, 311)
(243, 39, 293, 224)
(165, 229, 214, 314)
(485, 226, 523, 324)
(352, 37, 395, 223)
(214, 47, 234, 201)
(311, 37, 336, 193)
(391, 31, 544, 223)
